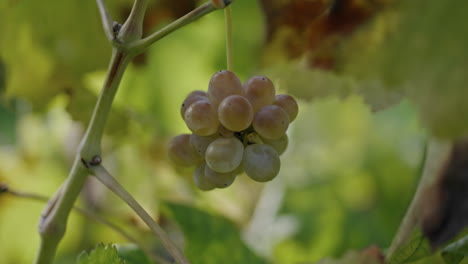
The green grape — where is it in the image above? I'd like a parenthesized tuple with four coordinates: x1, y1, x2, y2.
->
(208, 70, 244, 106)
(193, 163, 215, 191)
(180, 90, 208, 118)
(253, 105, 289, 139)
(205, 137, 244, 173)
(273, 94, 299, 122)
(189, 133, 218, 157)
(243, 144, 280, 182)
(204, 165, 236, 188)
(218, 95, 254, 131)
(244, 75, 276, 112)
(184, 100, 219, 136)
(261, 134, 289, 155)
(167, 134, 202, 167)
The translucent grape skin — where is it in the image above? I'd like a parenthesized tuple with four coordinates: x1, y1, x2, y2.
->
(193, 163, 215, 191)
(168, 134, 202, 167)
(244, 75, 276, 112)
(205, 137, 244, 173)
(189, 134, 218, 157)
(243, 144, 280, 182)
(180, 90, 208, 118)
(253, 105, 290, 139)
(204, 165, 236, 188)
(261, 134, 289, 155)
(184, 100, 219, 136)
(218, 125, 234, 138)
(273, 94, 299, 122)
(218, 95, 254, 132)
(208, 70, 244, 106)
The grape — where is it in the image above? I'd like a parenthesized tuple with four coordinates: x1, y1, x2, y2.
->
(253, 105, 289, 139)
(205, 137, 244, 173)
(193, 163, 215, 191)
(244, 75, 276, 112)
(167, 134, 202, 167)
(218, 125, 234, 138)
(218, 95, 254, 131)
(208, 70, 244, 106)
(184, 100, 219, 136)
(189, 134, 218, 157)
(243, 144, 280, 182)
(204, 165, 236, 188)
(273, 94, 299, 122)
(261, 134, 289, 155)
(180, 90, 208, 118)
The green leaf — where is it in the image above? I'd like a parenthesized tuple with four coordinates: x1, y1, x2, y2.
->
(441, 235, 468, 264)
(115, 244, 152, 264)
(164, 202, 267, 264)
(387, 230, 432, 264)
(77, 243, 127, 264)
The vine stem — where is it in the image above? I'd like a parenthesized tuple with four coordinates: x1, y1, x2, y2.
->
(96, 0, 114, 41)
(224, 5, 233, 71)
(35, 48, 130, 264)
(1, 184, 167, 262)
(35, 0, 235, 263)
(89, 165, 190, 264)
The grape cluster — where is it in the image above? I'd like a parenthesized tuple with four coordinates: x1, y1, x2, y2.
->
(168, 70, 298, 191)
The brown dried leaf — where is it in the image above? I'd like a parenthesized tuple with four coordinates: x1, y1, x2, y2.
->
(260, 0, 390, 69)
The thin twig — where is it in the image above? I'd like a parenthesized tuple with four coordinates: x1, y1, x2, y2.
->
(96, 0, 115, 42)
(2, 185, 171, 264)
(129, 1, 217, 52)
(90, 165, 190, 264)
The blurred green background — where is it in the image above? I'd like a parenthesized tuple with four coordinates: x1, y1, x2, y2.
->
(0, 0, 431, 263)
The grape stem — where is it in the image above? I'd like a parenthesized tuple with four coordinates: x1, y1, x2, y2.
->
(96, 0, 114, 41)
(89, 165, 190, 264)
(34, 0, 235, 263)
(224, 5, 234, 71)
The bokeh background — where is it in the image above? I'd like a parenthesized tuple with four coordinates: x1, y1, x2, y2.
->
(0, 0, 447, 263)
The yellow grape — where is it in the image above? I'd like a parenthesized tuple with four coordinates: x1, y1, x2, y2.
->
(167, 134, 202, 167)
(208, 70, 244, 106)
(184, 100, 219, 136)
(244, 75, 276, 112)
(218, 95, 254, 131)
(253, 105, 289, 139)
(273, 94, 299, 122)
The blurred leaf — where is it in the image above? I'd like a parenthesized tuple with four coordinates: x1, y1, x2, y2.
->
(315, 245, 384, 264)
(0, 58, 5, 95)
(343, 0, 468, 138)
(115, 244, 152, 264)
(441, 235, 468, 264)
(164, 202, 267, 264)
(77, 243, 126, 264)
(387, 230, 432, 264)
